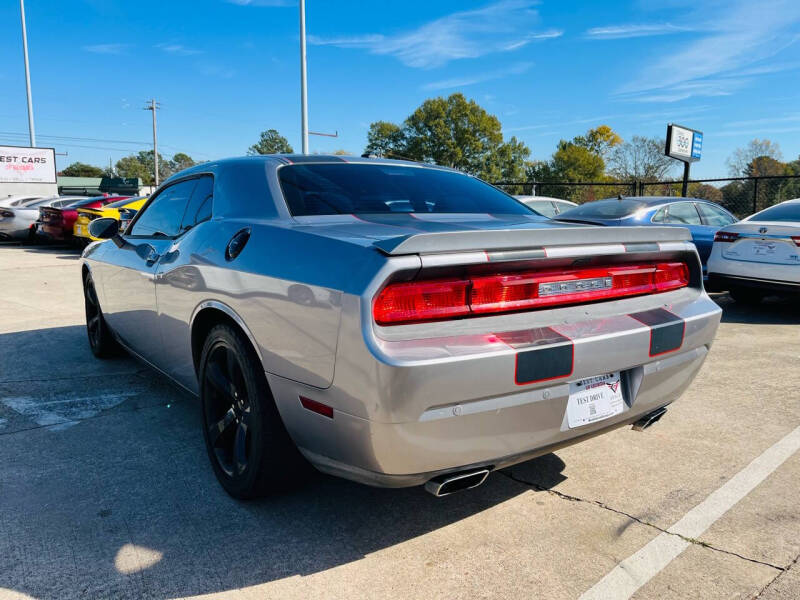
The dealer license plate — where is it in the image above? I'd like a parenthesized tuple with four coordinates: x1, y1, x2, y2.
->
(566, 372, 624, 429)
(753, 241, 777, 256)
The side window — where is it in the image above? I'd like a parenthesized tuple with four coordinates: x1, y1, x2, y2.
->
(129, 179, 197, 237)
(664, 202, 702, 225)
(652, 207, 667, 222)
(179, 175, 213, 233)
(697, 203, 735, 226)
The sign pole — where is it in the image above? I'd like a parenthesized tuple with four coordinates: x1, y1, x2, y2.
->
(682, 162, 690, 197)
(19, 0, 36, 147)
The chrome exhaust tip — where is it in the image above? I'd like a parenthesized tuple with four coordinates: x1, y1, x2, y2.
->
(425, 468, 491, 497)
(632, 406, 667, 431)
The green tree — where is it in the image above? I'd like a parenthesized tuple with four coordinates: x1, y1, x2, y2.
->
(248, 129, 293, 155)
(573, 125, 622, 160)
(59, 162, 105, 178)
(115, 150, 168, 185)
(687, 183, 723, 203)
(168, 152, 196, 175)
(364, 93, 530, 181)
(364, 121, 406, 158)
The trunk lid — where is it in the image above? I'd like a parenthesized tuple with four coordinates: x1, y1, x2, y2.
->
(719, 222, 800, 265)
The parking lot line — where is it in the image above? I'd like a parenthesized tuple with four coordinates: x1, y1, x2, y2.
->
(580, 425, 800, 599)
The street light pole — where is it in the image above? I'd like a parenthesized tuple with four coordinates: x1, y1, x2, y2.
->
(19, 0, 36, 147)
(299, 0, 309, 154)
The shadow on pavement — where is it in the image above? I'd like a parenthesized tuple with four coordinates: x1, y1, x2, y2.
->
(713, 292, 800, 325)
(0, 324, 566, 599)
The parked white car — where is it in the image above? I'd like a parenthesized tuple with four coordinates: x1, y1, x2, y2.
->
(0, 196, 87, 241)
(707, 199, 800, 303)
(514, 195, 577, 218)
(0, 195, 43, 208)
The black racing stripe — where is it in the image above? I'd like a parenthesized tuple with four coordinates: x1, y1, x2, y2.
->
(487, 248, 547, 262)
(623, 242, 660, 253)
(630, 308, 685, 356)
(497, 327, 574, 385)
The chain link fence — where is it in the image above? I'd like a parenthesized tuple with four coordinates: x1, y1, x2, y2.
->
(493, 175, 800, 219)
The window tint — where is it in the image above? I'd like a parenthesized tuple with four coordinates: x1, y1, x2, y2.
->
(180, 176, 213, 232)
(278, 164, 531, 216)
(130, 179, 197, 237)
(696, 203, 735, 226)
(664, 202, 701, 225)
(652, 207, 668, 223)
(748, 202, 800, 223)
(558, 199, 647, 220)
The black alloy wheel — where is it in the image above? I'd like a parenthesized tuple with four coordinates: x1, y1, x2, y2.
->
(199, 324, 309, 499)
(83, 274, 120, 358)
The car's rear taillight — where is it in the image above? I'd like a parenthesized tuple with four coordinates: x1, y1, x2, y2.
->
(374, 262, 690, 325)
(714, 231, 740, 243)
(791, 236, 800, 247)
(0, 210, 14, 218)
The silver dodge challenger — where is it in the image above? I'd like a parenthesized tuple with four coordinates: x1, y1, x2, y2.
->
(81, 155, 721, 499)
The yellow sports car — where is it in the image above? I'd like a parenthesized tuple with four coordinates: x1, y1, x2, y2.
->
(73, 196, 147, 243)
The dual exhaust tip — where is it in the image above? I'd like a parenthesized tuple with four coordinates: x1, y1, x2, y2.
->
(425, 468, 491, 497)
(424, 407, 667, 497)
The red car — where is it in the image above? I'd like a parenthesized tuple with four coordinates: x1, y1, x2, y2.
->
(38, 196, 129, 242)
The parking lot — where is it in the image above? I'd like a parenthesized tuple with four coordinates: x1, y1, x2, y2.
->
(0, 242, 798, 600)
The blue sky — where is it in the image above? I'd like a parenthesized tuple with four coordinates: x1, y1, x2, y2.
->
(1, 0, 799, 178)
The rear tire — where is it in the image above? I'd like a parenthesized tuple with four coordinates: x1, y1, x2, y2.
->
(83, 273, 121, 358)
(199, 323, 309, 499)
(729, 287, 764, 305)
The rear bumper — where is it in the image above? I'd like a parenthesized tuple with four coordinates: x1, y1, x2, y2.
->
(707, 273, 800, 294)
(268, 289, 721, 487)
(39, 224, 69, 240)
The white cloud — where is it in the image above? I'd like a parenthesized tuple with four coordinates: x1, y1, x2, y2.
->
(617, 0, 800, 102)
(422, 61, 533, 91)
(156, 43, 203, 56)
(309, 1, 559, 69)
(83, 44, 128, 54)
(585, 23, 693, 39)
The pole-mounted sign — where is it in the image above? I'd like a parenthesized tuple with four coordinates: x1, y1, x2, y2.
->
(0, 144, 56, 184)
(665, 123, 702, 197)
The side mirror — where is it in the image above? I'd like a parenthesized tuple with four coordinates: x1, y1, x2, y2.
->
(88, 217, 119, 240)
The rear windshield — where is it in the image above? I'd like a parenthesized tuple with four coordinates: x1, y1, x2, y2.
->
(749, 202, 800, 223)
(558, 198, 648, 220)
(278, 164, 531, 216)
(68, 197, 107, 209)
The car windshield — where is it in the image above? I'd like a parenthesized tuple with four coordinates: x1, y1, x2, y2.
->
(749, 202, 800, 223)
(557, 198, 648, 220)
(278, 164, 531, 216)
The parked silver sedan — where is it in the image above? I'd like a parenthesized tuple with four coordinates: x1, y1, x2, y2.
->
(81, 155, 721, 499)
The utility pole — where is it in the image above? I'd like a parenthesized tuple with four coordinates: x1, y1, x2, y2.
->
(299, 0, 309, 154)
(19, 0, 36, 147)
(144, 99, 161, 186)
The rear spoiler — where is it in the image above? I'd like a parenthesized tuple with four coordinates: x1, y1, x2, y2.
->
(373, 225, 692, 256)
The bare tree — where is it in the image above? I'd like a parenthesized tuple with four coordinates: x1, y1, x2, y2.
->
(608, 136, 676, 182)
(726, 139, 783, 177)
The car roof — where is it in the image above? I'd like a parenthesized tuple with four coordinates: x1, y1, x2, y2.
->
(163, 154, 461, 185)
(608, 195, 712, 206)
(514, 196, 575, 203)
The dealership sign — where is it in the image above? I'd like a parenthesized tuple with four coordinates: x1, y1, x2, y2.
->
(665, 124, 702, 163)
(0, 145, 57, 184)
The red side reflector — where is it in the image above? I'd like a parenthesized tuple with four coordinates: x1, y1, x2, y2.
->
(374, 263, 690, 325)
(791, 236, 800, 247)
(299, 396, 334, 419)
(714, 231, 739, 243)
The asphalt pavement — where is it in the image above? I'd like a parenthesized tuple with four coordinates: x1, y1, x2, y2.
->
(1, 244, 798, 600)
